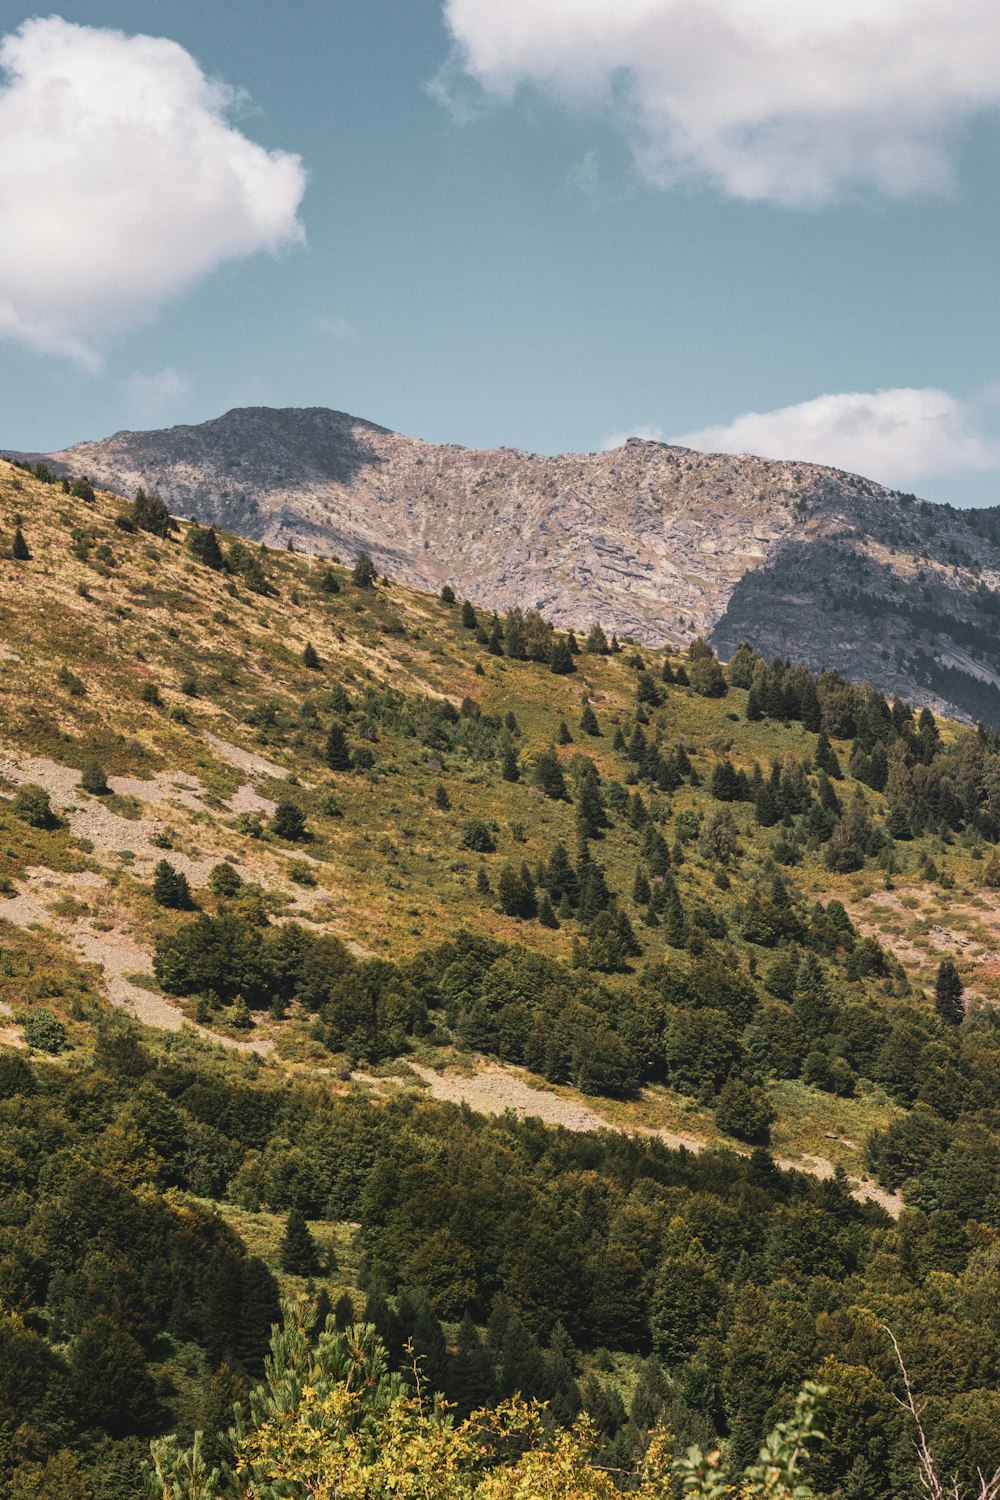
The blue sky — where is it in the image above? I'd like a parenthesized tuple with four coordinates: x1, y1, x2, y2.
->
(1, 0, 999, 506)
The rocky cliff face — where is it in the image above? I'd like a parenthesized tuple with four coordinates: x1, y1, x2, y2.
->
(19, 404, 1000, 723)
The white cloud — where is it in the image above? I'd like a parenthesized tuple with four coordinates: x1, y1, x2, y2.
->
(0, 17, 306, 366)
(120, 367, 190, 428)
(441, 0, 1000, 205)
(671, 387, 1000, 485)
(600, 422, 664, 451)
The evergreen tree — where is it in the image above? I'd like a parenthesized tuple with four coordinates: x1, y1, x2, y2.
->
(556, 720, 573, 745)
(152, 859, 191, 909)
(303, 642, 320, 669)
(580, 703, 601, 736)
(235, 1257, 281, 1375)
(537, 891, 559, 928)
(351, 552, 377, 588)
(272, 801, 308, 841)
(434, 783, 451, 809)
(476, 866, 492, 897)
(461, 599, 477, 628)
(333, 1292, 356, 1330)
(201, 525, 225, 570)
(279, 1209, 320, 1275)
(934, 958, 964, 1025)
(324, 722, 352, 771)
(549, 637, 575, 674)
(11, 525, 30, 560)
(440, 584, 456, 604)
(501, 740, 520, 782)
(585, 622, 609, 655)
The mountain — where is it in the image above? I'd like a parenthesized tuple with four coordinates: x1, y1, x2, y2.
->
(15, 405, 1000, 725)
(3, 456, 1000, 1496)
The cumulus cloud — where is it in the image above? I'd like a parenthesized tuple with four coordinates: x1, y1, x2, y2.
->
(441, 0, 1000, 205)
(0, 16, 306, 366)
(670, 387, 1000, 485)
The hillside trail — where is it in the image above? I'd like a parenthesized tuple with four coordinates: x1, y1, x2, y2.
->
(406, 1059, 903, 1219)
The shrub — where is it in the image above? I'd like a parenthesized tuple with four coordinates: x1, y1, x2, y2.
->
(79, 759, 109, 795)
(461, 819, 496, 853)
(12, 784, 57, 828)
(21, 1008, 68, 1053)
(208, 861, 243, 898)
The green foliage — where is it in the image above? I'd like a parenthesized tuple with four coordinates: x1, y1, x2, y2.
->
(12, 782, 57, 827)
(21, 1006, 68, 1053)
(152, 859, 192, 909)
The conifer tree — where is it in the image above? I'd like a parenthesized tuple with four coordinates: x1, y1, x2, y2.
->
(580, 703, 600, 736)
(461, 599, 477, 628)
(549, 637, 575, 674)
(501, 740, 520, 782)
(11, 525, 30, 560)
(324, 721, 352, 771)
(201, 525, 224, 570)
(556, 720, 572, 745)
(934, 958, 964, 1025)
(152, 859, 191, 909)
(351, 551, 377, 588)
(537, 891, 559, 928)
(279, 1208, 320, 1276)
(303, 642, 320, 669)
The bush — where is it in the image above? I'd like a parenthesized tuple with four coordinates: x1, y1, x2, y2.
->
(21, 1008, 68, 1053)
(80, 759, 109, 795)
(12, 784, 57, 828)
(460, 819, 496, 853)
(714, 1077, 775, 1141)
(208, 861, 243, 898)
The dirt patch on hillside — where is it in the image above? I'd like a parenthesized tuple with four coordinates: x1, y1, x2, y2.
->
(406, 1057, 903, 1218)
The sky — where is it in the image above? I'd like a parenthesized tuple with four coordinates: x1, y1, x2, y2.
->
(1, 0, 999, 506)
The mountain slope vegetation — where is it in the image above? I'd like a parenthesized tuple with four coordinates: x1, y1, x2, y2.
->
(1, 458, 1000, 1496)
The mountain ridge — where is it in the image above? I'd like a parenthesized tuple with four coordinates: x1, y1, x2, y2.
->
(9, 403, 1000, 724)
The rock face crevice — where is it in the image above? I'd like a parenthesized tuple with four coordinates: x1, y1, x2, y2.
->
(17, 404, 1000, 723)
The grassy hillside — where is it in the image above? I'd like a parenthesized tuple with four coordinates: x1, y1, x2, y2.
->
(3, 458, 1000, 1496)
(0, 453, 995, 1170)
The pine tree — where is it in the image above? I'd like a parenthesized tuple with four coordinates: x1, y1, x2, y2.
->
(434, 782, 451, 809)
(580, 703, 600, 736)
(556, 720, 573, 745)
(279, 1208, 320, 1275)
(549, 637, 575, 674)
(351, 552, 377, 588)
(201, 525, 224, 570)
(476, 866, 491, 897)
(333, 1292, 355, 1330)
(152, 859, 191, 909)
(11, 525, 30, 560)
(272, 801, 308, 840)
(303, 642, 320, 669)
(501, 740, 520, 782)
(934, 958, 964, 1025)
(440, 583, 456, 604)
(324, 722, 352, 771)
(461, 599, 477, 628)
(537, 891, 559, 928)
